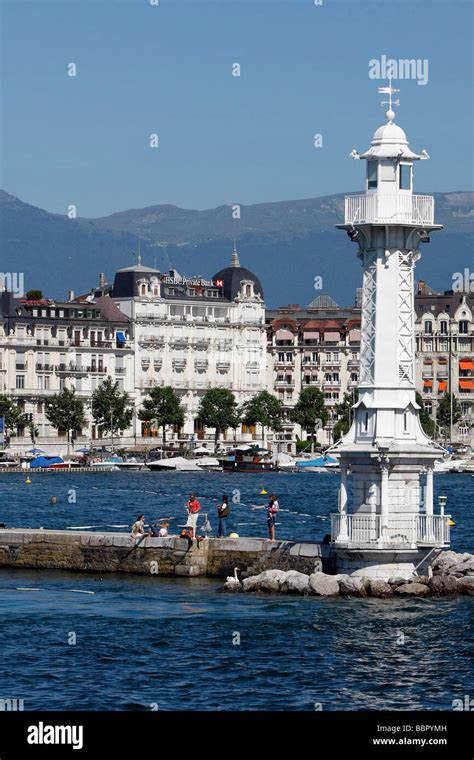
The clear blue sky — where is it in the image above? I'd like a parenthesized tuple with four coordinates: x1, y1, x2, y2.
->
(1, 0, 472, 217)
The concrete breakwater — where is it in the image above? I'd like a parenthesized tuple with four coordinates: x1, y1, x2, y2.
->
(0, 529, 327, 578)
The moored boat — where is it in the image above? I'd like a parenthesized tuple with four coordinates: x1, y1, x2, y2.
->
(221, 445, 276, 472)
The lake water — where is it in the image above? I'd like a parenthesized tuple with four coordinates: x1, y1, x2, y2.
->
(0, 471, 472, 711)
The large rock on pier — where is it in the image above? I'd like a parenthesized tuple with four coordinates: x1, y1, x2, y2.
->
(457, 577, 474, 596)
(309, 572, 340, 597)
(428, 576, 459, 595)
(339, 576, 369, 597)
(394, 582, 430, 596)
(432, 551, 474, 577)
(242, 569, 288, 592)
(280, 570, 310, 595)
(367, 579, 393, 598)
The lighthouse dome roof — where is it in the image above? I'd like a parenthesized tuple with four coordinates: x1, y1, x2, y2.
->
(360, 113, 422, 161)
(372, 121, 408, 145)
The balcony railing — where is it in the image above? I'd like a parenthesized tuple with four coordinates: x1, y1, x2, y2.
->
(331, 513, 450, 546)
(344, 193, 434, 226)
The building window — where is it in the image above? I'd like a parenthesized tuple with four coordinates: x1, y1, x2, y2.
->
(424, 320, 432, 335)
(399, 163, 411, 190)
(363, 412, 369, 432)
(425, 401, 432, 415)
(439, 320, 448, 334)
(458, 320, 469, 334)
(367, 162, 377, 189)
(16, 375, 25, 389)
(403, 411, 409, 433)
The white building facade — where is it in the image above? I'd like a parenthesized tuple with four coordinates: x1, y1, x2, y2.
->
(110, 247, 267, 445)
(0, 290, 134, 452)
(415, 281, 474, 445)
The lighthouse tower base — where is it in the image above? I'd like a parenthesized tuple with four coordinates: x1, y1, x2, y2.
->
(331, 546, 437, 581)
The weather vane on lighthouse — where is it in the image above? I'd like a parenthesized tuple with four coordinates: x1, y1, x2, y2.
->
(377, 76, 400, 123)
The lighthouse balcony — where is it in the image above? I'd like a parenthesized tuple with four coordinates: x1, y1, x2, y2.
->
(344, 193, 434, 226)
(331, 513, 450, 547)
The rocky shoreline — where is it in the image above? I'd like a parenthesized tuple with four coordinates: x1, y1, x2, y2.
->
(222, 550, 474, 597)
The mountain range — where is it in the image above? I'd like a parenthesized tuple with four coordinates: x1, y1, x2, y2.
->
(0, 190, 472, 307)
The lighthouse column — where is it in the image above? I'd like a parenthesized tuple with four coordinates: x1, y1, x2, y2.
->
(424, 465, 434, 540)
(380, 460, 389, 539)
(337, 465, 349, 540)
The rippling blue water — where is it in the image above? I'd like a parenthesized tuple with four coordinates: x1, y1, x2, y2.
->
(0, 471, 472, 710)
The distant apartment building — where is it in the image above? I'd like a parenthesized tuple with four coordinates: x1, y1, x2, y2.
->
(266, 295, 362, 450)
(0, 290, 134, 449)
(414, 280, 474, 444)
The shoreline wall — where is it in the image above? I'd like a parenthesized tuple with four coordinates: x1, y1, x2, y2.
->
(0, 529, 327, 578)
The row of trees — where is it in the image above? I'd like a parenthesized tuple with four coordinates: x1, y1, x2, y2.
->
(0, 380, 465, 449)
(0, 378, 133, 450)
(0, 382, 329, 449)
(141, 384, 329, 448)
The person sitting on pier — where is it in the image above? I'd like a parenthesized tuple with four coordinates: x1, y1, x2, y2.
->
(130, 514, 152, 543)
(185, 493, 201, 539)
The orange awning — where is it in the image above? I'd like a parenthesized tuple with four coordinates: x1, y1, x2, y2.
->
(459, 379, 474, 390)
(459, 360, 474, 370)
(424, 380, 433, 387)
(438, 381, 447, 391)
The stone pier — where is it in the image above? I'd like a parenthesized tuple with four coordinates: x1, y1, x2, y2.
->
(0, 529, 329, 578)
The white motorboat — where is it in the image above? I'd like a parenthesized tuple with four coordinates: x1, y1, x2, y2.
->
(433, 457, 467, 474)
(147, 456, 201, 472)
(195, 456, 222, 472)
(89, 458, 122, 471)
(273, 452, 297, 471)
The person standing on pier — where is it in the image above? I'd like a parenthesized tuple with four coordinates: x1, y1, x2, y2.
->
(186, 493, 201, 538)
(267, 495, 279, 542)
(217, 494, 230, 538)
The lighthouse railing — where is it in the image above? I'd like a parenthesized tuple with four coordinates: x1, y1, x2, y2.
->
(331, 513, 450, 546)
(344, 194, 434, 225)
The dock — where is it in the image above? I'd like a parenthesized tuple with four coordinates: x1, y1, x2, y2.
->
(0, 529, 328, 578)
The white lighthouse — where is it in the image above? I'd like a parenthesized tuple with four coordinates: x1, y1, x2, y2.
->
(331, 84, 451, 579)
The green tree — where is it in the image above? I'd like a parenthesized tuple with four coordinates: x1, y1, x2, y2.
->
(241, 390, 284, 445)
(45, 388, 86, 454)
(28, 421, 39, 445)
(0, 395, 25, 440)
(92, 377, 133, 450)
(333, 389, 359, 443)
(289, 386, 328, 452)
(437, 392, 462, 441)
(415, 392, 436, 439)
(198, 388, 239, 449)
(25, 290, 43, 300)
(138, 386, 185, 445)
